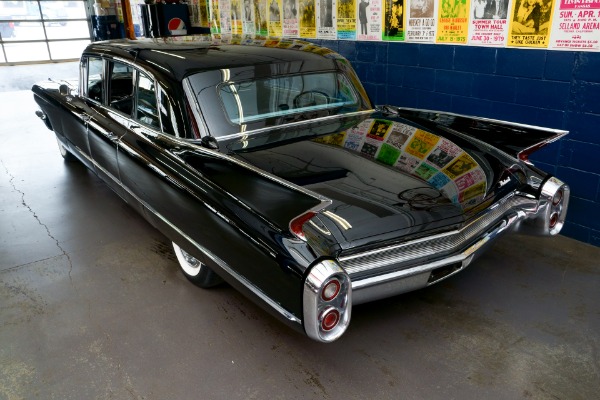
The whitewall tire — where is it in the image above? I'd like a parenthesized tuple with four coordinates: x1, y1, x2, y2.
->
(172, 242, 223, 288)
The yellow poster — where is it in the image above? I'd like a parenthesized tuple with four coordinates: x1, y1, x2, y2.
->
(231, 0, 243, 33)
(210, 0, 222, 33)
(508, 0, 555, 47)
(199, 0, 210, 26)
(189, 0, 210, 27)
(300, 0, 317, 37)
(338, 0, 357, 39)
(255, 0, 269, 35)
(405, 129, 440, 159)
(268, 0, 283, 35)
(443, 152, 477, 179)
(460, 181, 486, 202)
(436, 0, 470, 43)
(383, 0, 405, 40)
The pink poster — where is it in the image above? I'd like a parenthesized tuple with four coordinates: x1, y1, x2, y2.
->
(550, 0, 600, 50)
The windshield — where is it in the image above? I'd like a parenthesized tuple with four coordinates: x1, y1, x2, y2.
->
(218, 72, 360, 125)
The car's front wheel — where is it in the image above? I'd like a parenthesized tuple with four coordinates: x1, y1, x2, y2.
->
(172, 242, 223, 288)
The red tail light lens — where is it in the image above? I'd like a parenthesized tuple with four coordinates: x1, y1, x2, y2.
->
(321, 309, 340, 331)
(518, 142, 548, 163)
(321, 279, 341, 301)
(290, 211, 315, 240)
(549, 212, 559, 228)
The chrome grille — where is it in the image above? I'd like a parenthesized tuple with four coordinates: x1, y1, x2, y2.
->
(340, 194, 531, 277)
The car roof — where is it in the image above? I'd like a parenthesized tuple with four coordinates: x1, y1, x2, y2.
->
(85, 36, 344, 81)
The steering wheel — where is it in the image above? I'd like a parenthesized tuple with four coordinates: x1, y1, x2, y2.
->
(293, 90, 329, 109)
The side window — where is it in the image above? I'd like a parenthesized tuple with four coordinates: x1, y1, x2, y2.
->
(135, 72, 159, 129)
(86, 57, 104, 103)
(157, 85, 177, 136)
(108, 61, 134, 115)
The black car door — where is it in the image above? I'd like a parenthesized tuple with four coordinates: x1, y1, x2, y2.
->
(56, 57, 102, 170)
(116, 71, 226, 266)
(86, 60, 134, 198)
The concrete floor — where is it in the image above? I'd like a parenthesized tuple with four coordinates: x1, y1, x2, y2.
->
(1, 88, 599, 399)
(0, 61, 79, 92)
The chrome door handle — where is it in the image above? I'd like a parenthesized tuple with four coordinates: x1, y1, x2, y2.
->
(106, 132, 118, 141)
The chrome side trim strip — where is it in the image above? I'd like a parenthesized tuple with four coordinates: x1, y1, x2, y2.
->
(70, 146, 302, 325)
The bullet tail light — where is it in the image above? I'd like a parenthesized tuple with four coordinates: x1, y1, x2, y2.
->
(303, 260, 352, 342)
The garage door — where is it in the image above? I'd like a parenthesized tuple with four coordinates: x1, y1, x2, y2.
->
(0, 0, 91, 64)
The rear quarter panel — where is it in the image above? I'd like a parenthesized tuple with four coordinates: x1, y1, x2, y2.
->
(116, 131, 323, 324)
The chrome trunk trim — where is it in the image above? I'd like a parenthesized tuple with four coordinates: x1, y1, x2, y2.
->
(339, 193, 535, 277)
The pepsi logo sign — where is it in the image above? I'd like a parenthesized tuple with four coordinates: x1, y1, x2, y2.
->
(168, 18, 187, 36)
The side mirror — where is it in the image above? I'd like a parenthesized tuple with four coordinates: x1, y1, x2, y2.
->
(59, 84, 70, 96)
(200, 136, 219, 150)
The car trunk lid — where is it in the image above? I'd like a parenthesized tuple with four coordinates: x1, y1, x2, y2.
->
(229, 112, 527, 255)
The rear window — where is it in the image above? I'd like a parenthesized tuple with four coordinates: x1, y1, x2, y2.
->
(218, 72, 359, 125)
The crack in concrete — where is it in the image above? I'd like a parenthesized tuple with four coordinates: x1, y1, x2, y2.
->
(0, 254, 66, 275)
(1, 160, 74, 284)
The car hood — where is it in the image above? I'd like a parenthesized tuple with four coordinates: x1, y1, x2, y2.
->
(226, 111, 527, 255)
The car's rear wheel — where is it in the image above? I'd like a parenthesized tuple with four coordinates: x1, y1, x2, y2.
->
(56, 137, 76, 162)
(172, 242, 223, 288)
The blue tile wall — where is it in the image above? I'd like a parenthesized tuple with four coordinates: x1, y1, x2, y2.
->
(419, 44, 454, 69)
(472, 74, 517, 102)
(515, 79, 570, 110)
(544, 51, 576, 81)
(318, 39, 600, 246)
(403, 66, 436, 90)
(496, 48, 546, 79)
(436, 70, 473, 96)
(454, 46, 496, 74)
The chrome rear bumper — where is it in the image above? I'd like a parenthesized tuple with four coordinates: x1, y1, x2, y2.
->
(350, 211, 524, 304)
(345, 176, 570, 305)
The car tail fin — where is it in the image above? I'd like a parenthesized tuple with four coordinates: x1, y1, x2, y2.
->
(387, 107, 568, 162)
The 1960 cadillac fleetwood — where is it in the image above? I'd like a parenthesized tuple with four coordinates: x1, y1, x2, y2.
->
(32, 36, 569, 342)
